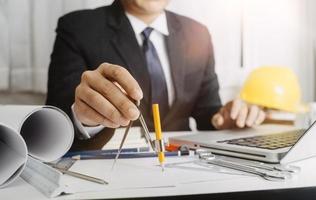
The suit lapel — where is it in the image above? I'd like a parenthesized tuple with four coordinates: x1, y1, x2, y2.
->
(104, 4, 187, 128)
(106, 1, 151, 109)
(164, 12, 186, 124)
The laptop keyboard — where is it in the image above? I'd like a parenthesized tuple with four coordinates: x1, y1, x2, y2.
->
(217, 130, 305, 150)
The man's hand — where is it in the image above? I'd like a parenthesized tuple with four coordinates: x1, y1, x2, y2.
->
(73, 63, 143, 128)
(211, 99, 266, 130)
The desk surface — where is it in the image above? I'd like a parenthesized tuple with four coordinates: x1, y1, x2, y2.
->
(1, 125, 316, 200)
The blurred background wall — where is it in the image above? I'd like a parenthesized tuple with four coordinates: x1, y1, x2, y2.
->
(0, 0, 315, 105)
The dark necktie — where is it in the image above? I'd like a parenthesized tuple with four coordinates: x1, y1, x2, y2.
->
(141, 27, 169, 119)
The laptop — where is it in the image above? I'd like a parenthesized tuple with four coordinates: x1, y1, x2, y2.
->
(169, 121, 316, 164)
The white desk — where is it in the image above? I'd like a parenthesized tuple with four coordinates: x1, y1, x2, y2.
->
(1, 125, 316, 200)
(1, 158, 316, 200)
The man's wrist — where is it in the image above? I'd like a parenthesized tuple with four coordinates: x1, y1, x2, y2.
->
(71, 104, 105, 139)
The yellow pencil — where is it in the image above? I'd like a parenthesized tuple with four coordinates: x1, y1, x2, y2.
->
(152, 104, 165, 172)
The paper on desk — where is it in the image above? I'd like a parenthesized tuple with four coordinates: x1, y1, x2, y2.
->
(64, 156, 247, 194)
(20, 156, 173, 198)
(76, 160, 175, 189)
(0, 105, 74, 189)
(19, 155, 249, 198)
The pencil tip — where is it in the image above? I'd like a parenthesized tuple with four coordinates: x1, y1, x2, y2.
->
(103, 180, 109, 185)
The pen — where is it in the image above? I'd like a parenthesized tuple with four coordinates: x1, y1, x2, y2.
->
(71, 151, 189, 160)
(51, 166, 108, 185)
(152, 104, 165, 172)
(47, 161, 108, 185)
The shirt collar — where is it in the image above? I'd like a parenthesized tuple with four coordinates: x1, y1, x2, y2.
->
(125, 11, 169, 36)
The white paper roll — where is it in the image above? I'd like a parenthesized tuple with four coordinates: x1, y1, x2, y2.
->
(0, 105, 74, 188)
(0, 124, 27, 188)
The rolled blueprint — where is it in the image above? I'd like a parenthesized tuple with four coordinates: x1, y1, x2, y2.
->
(0, 124, 27, 188)
(0, 105, 74, 188)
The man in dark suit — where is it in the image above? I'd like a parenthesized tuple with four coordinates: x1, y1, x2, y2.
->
(46, 0, 265, 150)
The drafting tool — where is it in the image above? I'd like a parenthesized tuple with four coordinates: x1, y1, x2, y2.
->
(63, 147, 150, 158)
(72, 150, 189, 160)
(46, 161, 108, 185)
(111, 119, 134, 170)
(152, 104, 165, 172)
(196, 150, 297, 181)
(139, 113, 155, 150)
(47, 158, 76, 170)
(111, 100, 155, 170)
(195, 149, 300, 174)
(214, 155, 301, 174)
(55, 167, 108, 185)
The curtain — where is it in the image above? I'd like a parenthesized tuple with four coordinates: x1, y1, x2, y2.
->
(0, 0, 10, 90)
(0, 0, 113, 93)
(0, 0, 32, 91)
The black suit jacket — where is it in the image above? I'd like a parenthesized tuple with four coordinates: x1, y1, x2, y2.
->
(46, 1, 222, 149)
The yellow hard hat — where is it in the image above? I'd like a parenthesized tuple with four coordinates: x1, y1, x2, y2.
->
(240, 66, 306, 113)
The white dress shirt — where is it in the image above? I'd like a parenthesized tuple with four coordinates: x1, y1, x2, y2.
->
(73, 11, 175, 139)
